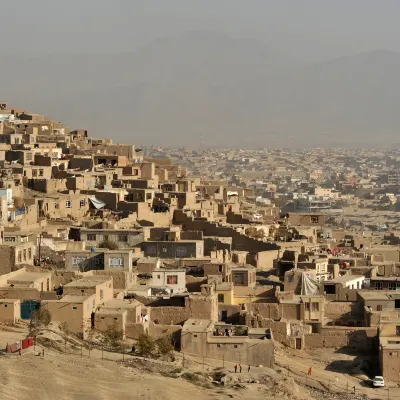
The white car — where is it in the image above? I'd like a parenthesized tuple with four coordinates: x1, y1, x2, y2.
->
(372, 376, 385, 388)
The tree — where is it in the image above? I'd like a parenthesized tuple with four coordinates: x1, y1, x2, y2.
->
(59, 322, 70, 352)
(100, 322, 124, 350)
(157, 335, 173, 357)
(29, 308, 51, 338)
(137, 333, 155, 357)
(98, 240, 119, 250)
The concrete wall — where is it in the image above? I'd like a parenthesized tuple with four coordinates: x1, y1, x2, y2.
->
(0, 299, 20, 323)
(64, 279, 113, 306)
(181, 330, 274, 366)
(42, 295, 95, 338)
(380, 348, 400, 383)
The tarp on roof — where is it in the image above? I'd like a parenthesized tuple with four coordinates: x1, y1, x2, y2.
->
(89, 197, 106, 210)
(301, 272, 319, 296)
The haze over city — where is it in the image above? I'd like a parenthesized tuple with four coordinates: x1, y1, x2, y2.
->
(2, 0, 400, 147)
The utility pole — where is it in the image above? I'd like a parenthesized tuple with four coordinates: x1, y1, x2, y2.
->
(38, 233, 42, 265)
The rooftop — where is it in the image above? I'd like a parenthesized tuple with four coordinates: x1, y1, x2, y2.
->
(182, 319, 213, 333)
(64, 277, 111, 288)
(325, 275, 364, 284)
(49, 294, 95, 303)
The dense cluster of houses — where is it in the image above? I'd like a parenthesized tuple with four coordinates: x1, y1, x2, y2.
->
(0, 102, 399, 380)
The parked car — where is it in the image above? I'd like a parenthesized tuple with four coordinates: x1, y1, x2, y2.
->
(372, 376, 385, 388)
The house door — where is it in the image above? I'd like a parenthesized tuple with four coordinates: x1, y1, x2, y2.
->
(221, 311, 228, 322)
(295, 338, 302, 350)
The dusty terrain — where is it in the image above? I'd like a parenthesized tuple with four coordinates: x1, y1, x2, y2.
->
(0, 324, 397, 400)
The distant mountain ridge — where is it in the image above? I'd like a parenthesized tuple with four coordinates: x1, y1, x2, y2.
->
(1, 31, 400, 148)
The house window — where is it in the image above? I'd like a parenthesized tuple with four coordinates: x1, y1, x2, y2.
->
(95, 257, 103, 266)
(157, 275, 161, 279)
(167, 275, 178, 285)
(109, 257, 124, 267)
(162, 246, 167, 253)
(377, 305, 383, 311)
(389, 282, 398, 291)
(18, 251, 22, 263)
(55, 203, 59, 209)
(217, 344, 221, 348)
(234, 345, 238, 348)
(194, 334, 197, 338)
(80, 200, 85, 207)
(4, 237, 16, 242)
(4, 304, 7, 308)
(146, 193, 152, 200)
(23, 249, 26, 261)
(218, 294, 224, 303)
(87, 234, 96, 241)
(39, 169, 44, 176)
(66, 200, 72, 208)
(118, 235, 128, 242)
(26, 153, 32, 161)
(72, 256, 87, 267)
(72, 306, 77, 310)
(28, 248, 32, 259)
(176, 246, 187, 257)
(375, 282, 383, 290)
(32, 169, 37, 177)
(311, 216, 319, 224)
(396, 326, 400, 336)
(100, 289, 104, 300)
(304, 303, 310, 311)
(311, 302, 319, 312)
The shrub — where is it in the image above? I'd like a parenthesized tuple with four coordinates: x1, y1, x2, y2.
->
(100, 323, 124, 350)
(29, 308, 52, 338)
(137, 333, 155, 357)
(98, 240, 119, 250)
(157, 335, 174, 356)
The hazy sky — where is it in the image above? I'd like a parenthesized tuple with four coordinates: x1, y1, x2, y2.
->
(2, 0, 400, 61)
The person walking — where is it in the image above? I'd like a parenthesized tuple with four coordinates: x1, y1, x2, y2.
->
(234, 364, 237, 373)
(248, 365, 251, 373)
(308, 367, 312, 376)
(239, 364, 242, 373)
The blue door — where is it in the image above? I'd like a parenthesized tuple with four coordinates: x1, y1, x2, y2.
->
(21, 301, 39, 320)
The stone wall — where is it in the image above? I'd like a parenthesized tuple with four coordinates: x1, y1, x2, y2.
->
(304, 326, 377, 349)
(149, 294, 217, 325)
(186, 276, 207, 293)
(324, 301, 355, 320)
(246, 303, 280, 320)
